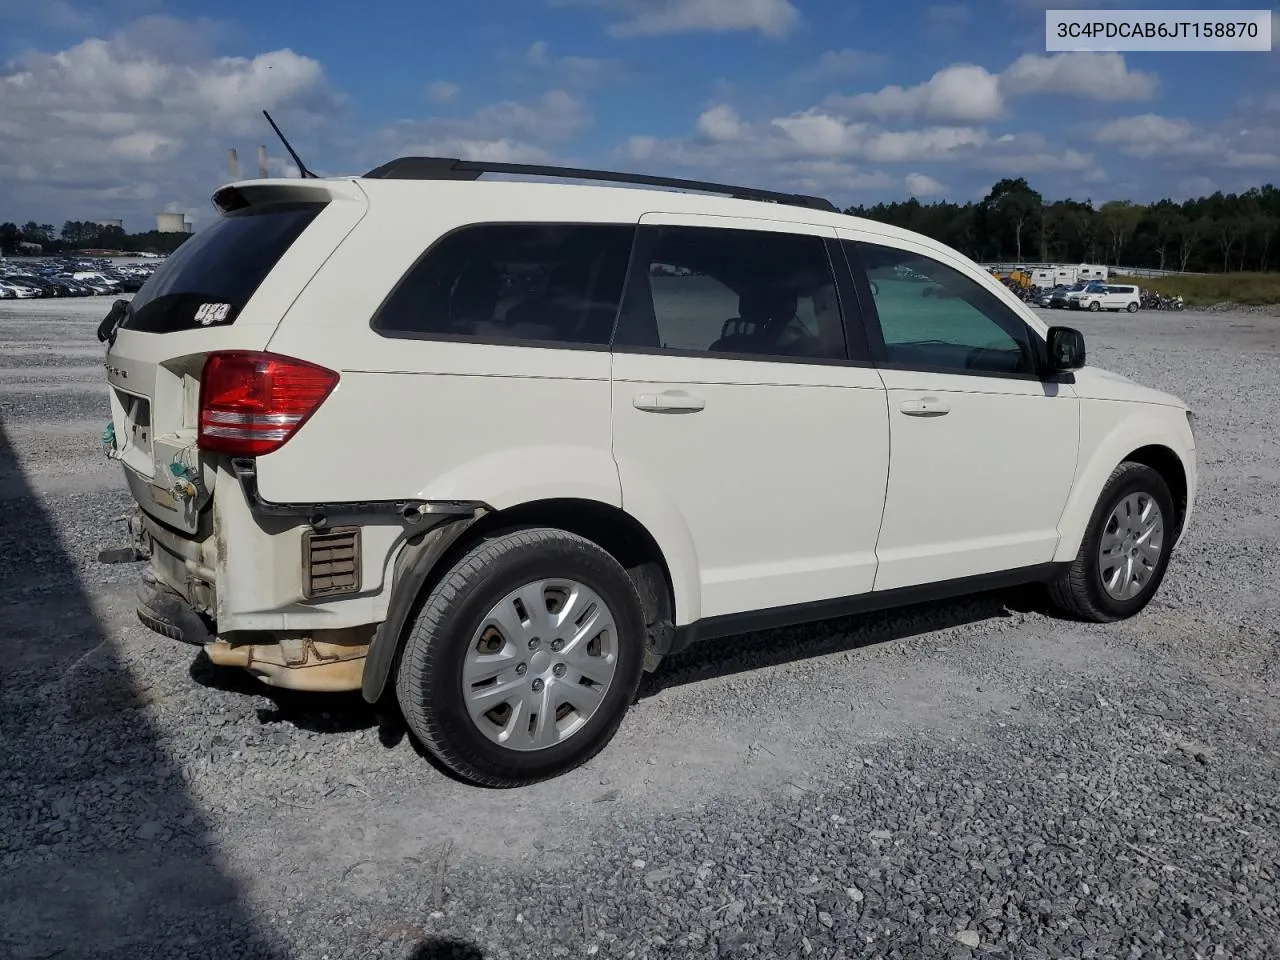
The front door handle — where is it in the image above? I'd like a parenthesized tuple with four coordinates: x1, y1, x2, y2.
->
(900, 396, 950, 417)
(633, 391, 706, 413)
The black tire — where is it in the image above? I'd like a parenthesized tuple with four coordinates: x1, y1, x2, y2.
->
(1048, 462, 1176, 623)
(1126, 302, 1138, 313)
(395, 527, 647, 787)
(1089, 301, 1101, 312)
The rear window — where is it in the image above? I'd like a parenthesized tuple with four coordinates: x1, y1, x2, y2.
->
(371, 223, 635, 347)
(121, 202, 324, 334)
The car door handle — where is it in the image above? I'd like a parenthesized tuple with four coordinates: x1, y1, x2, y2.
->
(633, 392, 706, 413)
(900, 397, 950, 417)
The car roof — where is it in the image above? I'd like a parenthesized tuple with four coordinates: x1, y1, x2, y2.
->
(348, 175, 940, 251)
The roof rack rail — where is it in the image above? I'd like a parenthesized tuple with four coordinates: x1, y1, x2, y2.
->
(360, 156, 838, 213)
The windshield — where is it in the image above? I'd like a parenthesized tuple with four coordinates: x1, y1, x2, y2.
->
(122, 202, 324, 334)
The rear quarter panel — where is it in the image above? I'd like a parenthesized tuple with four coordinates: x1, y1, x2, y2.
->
(258, 181, 623, 509)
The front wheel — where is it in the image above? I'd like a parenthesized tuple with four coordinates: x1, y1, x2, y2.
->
(1126, 302, 1138, 313)
(1089, 301, 1101, 312)
(395, 527, 647, 787)
(1048, 462, 1176, 622)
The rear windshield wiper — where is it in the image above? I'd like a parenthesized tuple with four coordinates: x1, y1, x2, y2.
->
(97, 298, 132, 347)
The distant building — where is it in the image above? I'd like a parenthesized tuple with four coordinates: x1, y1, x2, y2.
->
(155, 212, 193, 234)
(17, 241, 42, 254)
(96, 218, 124, 231)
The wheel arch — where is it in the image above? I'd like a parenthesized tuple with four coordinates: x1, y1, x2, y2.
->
(362, 496, 685, 704)
(1054, 414, 1193, 565)
(1122, 444, 1188, 539)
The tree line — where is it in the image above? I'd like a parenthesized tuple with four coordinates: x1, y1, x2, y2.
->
(0, 220, 191, 256)
(844, 179, 1280, 274)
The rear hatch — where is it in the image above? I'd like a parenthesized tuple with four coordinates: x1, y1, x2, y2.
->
(103, 179, 368, 535)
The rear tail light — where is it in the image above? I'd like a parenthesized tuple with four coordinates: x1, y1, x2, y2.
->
(198, 351, 339, 457)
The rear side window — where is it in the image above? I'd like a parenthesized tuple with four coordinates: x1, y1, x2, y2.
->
(612, 225, 849, 362)
(123, 202, 324, 334)
(373, 223, 635, 347)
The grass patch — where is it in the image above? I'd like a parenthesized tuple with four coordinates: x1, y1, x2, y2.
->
(1113, 272, 1280, 307)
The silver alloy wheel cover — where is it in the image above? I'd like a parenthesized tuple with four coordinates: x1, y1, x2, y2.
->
(1098, 492, 1165, 601)
(462, 578, 619, 752)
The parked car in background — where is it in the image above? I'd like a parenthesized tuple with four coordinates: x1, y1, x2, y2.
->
(0, 257, 159, 299)
(1049, 283, 1085, 309)
(0, 279, 40, 298)
(1070, 282, 1141, 313)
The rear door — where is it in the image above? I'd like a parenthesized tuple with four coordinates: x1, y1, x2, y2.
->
(609, 213, 889, 623)
(104, 180, 368, 533)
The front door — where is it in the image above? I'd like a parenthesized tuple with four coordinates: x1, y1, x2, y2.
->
(836, 233, 1081, 592)
(610, 214, 889, 622)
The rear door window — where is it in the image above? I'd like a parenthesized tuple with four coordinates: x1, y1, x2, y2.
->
(612, 224, 850, 362)
(122, 202, 325, 334)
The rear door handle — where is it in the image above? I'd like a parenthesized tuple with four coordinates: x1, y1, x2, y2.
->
(633, 391, 706, 413)
(900, 396, 950, 417)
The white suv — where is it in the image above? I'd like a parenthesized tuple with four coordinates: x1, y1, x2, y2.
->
(100, 159, 1198, 786)
(1070, 282, 1141, 313)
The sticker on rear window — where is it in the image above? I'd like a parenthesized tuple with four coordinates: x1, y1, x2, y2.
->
(194, 302, 232, 326)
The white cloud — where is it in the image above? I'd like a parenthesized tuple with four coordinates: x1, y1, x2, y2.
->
(370, 89, 592, 169)
(468, 89, 591, 141)
(697, 104, 749, 142)
(523, 40, 622, 86)
(794, 48, 886, 83)
(977, 148, 1097, 174)
(556, 0, 800, 38)
(771, 111, 866, 155)
(905, 172, 947, 197)
(1092, 112, 1280, 168)
(833, 52, 1157, 126)
(1000, 52, 1159, 102)
(863, 126, 988, 163)
(832, 64, 1005, 123)
(426, 80, 460, 104)
(0, 15, 339, 227)
(1095, 113, 1192, 146)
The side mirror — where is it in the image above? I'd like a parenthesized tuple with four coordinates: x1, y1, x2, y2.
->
(1046, 326, 1086, 372)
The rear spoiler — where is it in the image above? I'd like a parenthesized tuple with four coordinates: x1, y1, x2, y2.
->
(211, 179, 366, 214)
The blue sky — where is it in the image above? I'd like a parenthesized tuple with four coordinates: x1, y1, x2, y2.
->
(1, 0, 1277, 230)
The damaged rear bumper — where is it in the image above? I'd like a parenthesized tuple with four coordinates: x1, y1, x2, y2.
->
(135, 571, 374, 692)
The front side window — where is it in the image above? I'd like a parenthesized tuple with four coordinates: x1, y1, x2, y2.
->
(852, 241, 1036, 376)
(614, 225, 848, 362)
(373, 223, 635, 347)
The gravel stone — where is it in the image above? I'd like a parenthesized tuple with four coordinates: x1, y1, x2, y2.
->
(3, 298, 1280, 959)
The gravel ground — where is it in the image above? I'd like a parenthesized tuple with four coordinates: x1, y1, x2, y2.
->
(2, 297, 1279, 960)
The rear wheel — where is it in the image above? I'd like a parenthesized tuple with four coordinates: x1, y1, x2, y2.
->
(1049, 462, 1175, 622)
(395, 527, 646, 787)
(1126, 302, 1138, 313)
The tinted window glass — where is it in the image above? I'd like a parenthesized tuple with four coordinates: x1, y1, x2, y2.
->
(615, 225, 847, 361)
(123, 202, 324, 334)
(374, 223, 635, 347)
(853, 241, 1035, 376)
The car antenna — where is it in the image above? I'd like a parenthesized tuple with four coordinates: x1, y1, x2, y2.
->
(261, 109, 317, 179)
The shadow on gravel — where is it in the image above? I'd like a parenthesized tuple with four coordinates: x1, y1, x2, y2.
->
(408, 936, 486, 959)
(640, 584, 1047, 698)
(189, 649, 381, 734)
(0, 424, 282, 959)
